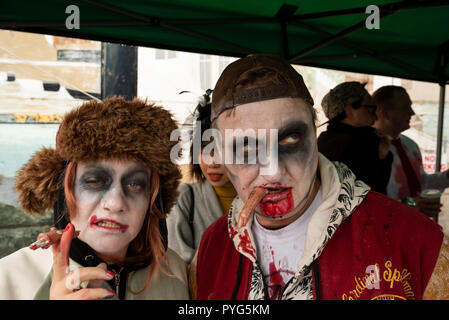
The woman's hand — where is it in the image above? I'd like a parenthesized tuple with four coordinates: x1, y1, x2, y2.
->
(49, 223, 116, 300)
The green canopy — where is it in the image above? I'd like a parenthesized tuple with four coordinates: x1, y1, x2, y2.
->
(1, 0, 448, 84)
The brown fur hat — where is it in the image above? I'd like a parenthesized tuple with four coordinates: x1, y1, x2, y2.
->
(14, 97, 182, 215)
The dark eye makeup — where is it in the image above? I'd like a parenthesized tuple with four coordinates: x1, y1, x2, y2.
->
(225, 119, 312, 167)
(80, 168, 112, 191)
(279, 133, 301, 146)
(277, 121, 309, 155)
(77, 165, 149, 196)
(122, 172, 148, 194)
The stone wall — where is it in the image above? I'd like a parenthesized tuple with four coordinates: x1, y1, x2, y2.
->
(0, 203, 52, 259)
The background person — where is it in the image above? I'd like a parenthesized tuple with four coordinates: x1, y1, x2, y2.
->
(317, 81, 393, 194)
(167, 93, 236, 264)
(372, 85, 449, 217)
(8, 97, 189, 300)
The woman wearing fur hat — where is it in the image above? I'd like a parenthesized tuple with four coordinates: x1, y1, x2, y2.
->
(13, 97, 189, 300)
(167, 92, 236, 264)
(317, 82, 393, 195)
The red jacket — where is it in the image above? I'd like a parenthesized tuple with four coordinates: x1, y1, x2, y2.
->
(196, 191, 443, 300)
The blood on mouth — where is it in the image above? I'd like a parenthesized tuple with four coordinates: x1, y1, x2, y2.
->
(89, 215, 128, 232)
(259, 187, 294, 217)
(266, 187, 285, 194)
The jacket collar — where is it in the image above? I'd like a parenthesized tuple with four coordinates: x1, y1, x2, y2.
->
(69, 237, 152, 273)
(327, 121, 376, 135)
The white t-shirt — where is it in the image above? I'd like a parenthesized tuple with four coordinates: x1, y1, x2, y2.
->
(252, 187, 322, 300)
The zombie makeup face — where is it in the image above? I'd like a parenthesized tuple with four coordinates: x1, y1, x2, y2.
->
(71, 159, 151, 258)
(215, 97, 319, 223)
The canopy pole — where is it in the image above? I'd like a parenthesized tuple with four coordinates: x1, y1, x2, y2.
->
(435, 83, 446, 173)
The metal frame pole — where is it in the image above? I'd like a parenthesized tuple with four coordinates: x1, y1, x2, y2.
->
(436, 83, 446, 173)
(101, 42, 138, 100)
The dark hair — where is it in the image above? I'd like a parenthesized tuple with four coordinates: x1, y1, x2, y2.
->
(372, 85, 407, 111)
(190, 90, 213, 181)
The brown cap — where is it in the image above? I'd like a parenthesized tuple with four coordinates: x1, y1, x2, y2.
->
(211, 54, 314, 123)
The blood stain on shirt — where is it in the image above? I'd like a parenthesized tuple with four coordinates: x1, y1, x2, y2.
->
(268, 260, 285, 300)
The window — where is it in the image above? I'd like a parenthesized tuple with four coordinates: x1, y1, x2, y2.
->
(199, 54, 212, 90)
(0, 30, 101, 258)
(155, 49, 177, 59)
(218, 56, 232, 75)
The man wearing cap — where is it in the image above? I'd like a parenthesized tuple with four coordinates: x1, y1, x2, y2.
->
(190, 54, 449, 300)
(373, 85, 449, 218)
(317, 81, 392, 194)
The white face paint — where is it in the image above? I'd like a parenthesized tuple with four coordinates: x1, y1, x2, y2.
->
(216, 98, 319, 222)
(71, 159, 151, 258)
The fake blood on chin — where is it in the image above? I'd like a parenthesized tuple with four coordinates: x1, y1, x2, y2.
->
(259, 188, 294, 217)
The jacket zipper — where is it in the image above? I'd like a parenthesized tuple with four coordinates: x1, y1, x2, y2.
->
(114, 273, 120, 296)
(113, 266, 124, 298)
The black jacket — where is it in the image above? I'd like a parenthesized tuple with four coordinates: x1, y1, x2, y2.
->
(68, 238, 152, 300)
(317, 122, 393, 194)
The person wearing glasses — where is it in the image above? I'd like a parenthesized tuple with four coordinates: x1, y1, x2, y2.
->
(317, 81, 393, 194)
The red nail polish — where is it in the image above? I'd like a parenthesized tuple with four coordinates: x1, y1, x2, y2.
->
(106, 271, 115, 278)
(107, 290, 115, 296)
(29, 244, 38, 250)
(64, 224, 71, 232)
